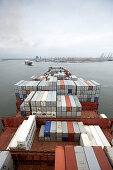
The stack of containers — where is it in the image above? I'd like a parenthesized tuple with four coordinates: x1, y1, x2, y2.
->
(69, 75, 78, 81)
(49, 67, 64, 75)
(20, 91, 36, 116)
(74, 78, 101, 110)
(55, 146, 112, 170)
(31, 91, 56, 118)
(17, 115, 36, 150)
(57, 95, 82, 118)
(38, 77, 57, 91)
(14, 80, 39, 112)
(57, 80, 76, 95)
(54, 72, 66, 79)
(38, 121, 111, 147)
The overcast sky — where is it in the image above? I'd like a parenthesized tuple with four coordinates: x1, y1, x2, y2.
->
(0, 0, 113, 58)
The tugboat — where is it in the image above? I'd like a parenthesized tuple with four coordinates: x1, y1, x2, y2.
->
(25, 60, 32, 66)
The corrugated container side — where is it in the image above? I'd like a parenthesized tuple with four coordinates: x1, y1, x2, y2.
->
(67, 122, 74, 142)
(39, 125, 45, 141)
(74, 146, 89, 170)
(84, 146, 101, 170)
(94, 126, 110, 147)
(55, 146, 65, 170)
(93, 146, 112, 170)
(65, 146, 77, 170)
(89, 125, 104, 148)
(72, 122, 80, 141)
(62, 121, 68, 141)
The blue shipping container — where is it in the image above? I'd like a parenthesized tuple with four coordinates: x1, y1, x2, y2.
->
(23, 94, 27, 98)
(62, 137, 68, 142)
(16, 93, 20, 97)
(21, 111, 26, 116)
(87, 98, 91, 102)
(68, 89, 72, 94)
(94, 97, 98, 102)
(44, 121, 51, 137)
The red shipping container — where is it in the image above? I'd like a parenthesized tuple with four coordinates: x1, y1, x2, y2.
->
(65, 146, 77, 170)
(93, 146, 112, 170)
(26, 90, 30, 94)
(60, 80, 64, 90)
(65, 96, 72, 112)
(55, 146, 65, 170)
(67, 122, 74, 142)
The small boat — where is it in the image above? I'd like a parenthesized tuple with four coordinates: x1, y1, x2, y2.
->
(25, 60, 32, 66)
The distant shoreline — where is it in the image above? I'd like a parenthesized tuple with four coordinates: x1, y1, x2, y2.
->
(0, 59, 113, 63)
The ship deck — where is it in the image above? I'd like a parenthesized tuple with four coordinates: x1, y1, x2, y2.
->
(0, 126, 112, 151)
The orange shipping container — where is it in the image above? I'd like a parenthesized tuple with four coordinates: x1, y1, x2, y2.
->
(67, 122, 74, 141)
(55, 146, 65, 170)
(65, 95, 72, 112)
(60, 80, 64, 90)
(65, 146, 77, 170)
(26, 90, 30, 94)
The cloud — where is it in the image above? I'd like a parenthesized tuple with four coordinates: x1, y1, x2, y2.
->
(0, 0, 113, 58)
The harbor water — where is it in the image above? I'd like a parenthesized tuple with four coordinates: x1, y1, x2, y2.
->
(0, 60, 113, 133)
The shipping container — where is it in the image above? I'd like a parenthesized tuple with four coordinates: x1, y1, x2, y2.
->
(65, 146, 78, 170)
(74, 146, 89, 170)
(84, 146, 101, 170)
(93, 146, 112, 170)
(55, 146, 65, 170)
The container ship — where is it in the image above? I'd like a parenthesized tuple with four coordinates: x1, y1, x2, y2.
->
(0, 66, 113, 170)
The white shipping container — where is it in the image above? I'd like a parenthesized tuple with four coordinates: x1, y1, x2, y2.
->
(89, 125, 104, 148)
(94, 126, 110, 147)
(84, 146, 101, 170)
(0, 151, 14, 170)
(84, 126, 97, 146)
(74, 146, 89, 170)
(73, 122, 80, 140)
(62, 121, 68, 137)
(57, 121, 62, 138)
(39, 125, 45, 141)
(50, 121, 57, 137)
(80, 134, 91, 146)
